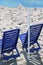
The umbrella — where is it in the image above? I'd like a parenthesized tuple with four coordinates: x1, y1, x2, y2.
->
(0, 0, 43, 60)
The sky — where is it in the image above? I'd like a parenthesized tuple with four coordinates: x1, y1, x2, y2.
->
(0, 0, 43, 7)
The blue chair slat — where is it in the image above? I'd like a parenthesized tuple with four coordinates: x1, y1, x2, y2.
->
(0, 29, 20, 60)
(2, 29, 19, 52)
(30, 24, 42, 43)
(20, 24, 42, 52)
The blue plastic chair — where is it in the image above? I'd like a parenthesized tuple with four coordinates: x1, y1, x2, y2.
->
(0, 29, 20, 60)
(20, 24, 42, 52)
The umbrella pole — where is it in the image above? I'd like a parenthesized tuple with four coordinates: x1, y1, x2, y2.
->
(28, 8, 30, 59)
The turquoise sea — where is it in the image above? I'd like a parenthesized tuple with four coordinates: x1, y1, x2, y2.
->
(0, 0, 43, 7)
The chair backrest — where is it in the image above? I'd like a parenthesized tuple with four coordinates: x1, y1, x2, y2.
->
(1, 29, 20, 53)
(20, 31, 28, 45)
(25, 31, 28, 44)
(20, 24, 42, 45)
(20, 33, 27, 44)
(30, 24, 42, 42)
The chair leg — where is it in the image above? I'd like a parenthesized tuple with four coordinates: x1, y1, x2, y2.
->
(37, 41, 41, 49)
(16, 48, 20, 57)
(12, 50, 14, 55)
(1, 53, 2, 58)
